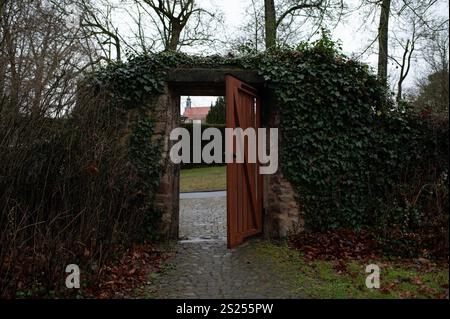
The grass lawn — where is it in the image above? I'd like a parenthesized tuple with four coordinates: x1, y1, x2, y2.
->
(180, 166, 226, 193)
(255, 241, 449, 299)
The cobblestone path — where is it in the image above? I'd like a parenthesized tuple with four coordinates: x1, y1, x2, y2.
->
(179, 192, 226, 240)
(149, 193, 301, 299)
(149, 240, 301, 299)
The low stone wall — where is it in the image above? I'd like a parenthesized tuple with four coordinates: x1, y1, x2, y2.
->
(264, 171, 303, 238)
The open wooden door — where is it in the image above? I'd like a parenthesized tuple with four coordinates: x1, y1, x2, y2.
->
(226, 75, 263, 249)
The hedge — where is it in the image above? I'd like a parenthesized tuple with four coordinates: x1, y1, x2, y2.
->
(180, 123, 226, 169)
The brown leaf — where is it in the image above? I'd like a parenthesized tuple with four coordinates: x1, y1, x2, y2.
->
(128, 268, 136, 275)
(413, 277, 423, 285)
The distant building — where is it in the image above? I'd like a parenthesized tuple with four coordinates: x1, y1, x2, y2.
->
(181, 97, 211, 123)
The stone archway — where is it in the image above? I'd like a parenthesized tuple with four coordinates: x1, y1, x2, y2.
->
(145, 66, 303, 242)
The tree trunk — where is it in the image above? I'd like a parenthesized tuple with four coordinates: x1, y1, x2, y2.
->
(397, 39, 410, 103)
(397, 80, 403, 103)
(264, 0, 276, 49)
(167, 22, 182, 51)
(377, 0, 391, 86)
(0, 0, 4, 27)
(0, 0, 6, 94)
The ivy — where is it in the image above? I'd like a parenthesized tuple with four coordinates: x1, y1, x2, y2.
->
(255, 38, 448, 237)
(129, 118, 163, 193)
(129, 118, 163, 239)
(88, 33, 448, 243)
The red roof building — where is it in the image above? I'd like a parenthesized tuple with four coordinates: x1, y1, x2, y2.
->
(182, 97, 211, 123)
(183, 107, 211, 122)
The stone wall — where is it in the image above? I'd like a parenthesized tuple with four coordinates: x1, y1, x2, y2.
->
(262, 91, 304, 238)
(264, 171, 304, 238)
(147, 85, 180, 240)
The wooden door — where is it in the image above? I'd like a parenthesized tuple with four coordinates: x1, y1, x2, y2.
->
(226, 75, 263, 249)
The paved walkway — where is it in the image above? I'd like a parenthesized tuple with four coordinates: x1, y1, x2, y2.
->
(179, 192, 227, 241)
(148, 192, 301, 299)
(180, 191, 226, 200)
(149, 240, 301, 299)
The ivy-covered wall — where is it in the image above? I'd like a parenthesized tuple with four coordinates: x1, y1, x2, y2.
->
(86, 35, 448, 249)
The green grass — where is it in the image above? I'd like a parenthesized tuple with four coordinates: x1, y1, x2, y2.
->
(253, 241, 449, 299)
(180, 166, 226, 193)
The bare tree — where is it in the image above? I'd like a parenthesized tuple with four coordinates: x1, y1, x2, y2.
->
(358, 0, 447, 110)
(377, 0, 391, 86)
(385, 0, 448, 102)
(232, 0, 266, 53)
(0, 0, 98, 117)
(265, 0, 277, 49)
(358, 0, 396, 93)
(126, 2, 158, 54)
(135, 0, 220, 52)
(76, 0, 124, 61)
(423, 27, 449, 75)
(408, 26, 449, 115)
(0, 0, 6, 46)
(263, 0, 346, 49)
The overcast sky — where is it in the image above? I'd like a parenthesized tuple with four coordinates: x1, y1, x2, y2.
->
(109, 0, 448, 113)
(180, 0, 372, 113)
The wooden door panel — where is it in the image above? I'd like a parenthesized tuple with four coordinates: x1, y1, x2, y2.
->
(226, 75, 263, 249)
